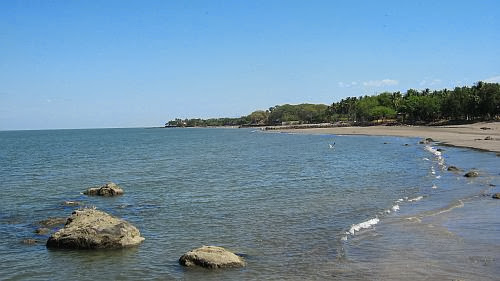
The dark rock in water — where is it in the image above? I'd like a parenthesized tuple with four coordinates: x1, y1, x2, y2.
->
(447, 166, 461, 172)
(179, 246, 246, 269)
(436, 148, 444, 152)
(46, 208, 144, 249)
(35, 227, 50, 235)
(492, 193, 500, 199)
(404, 144, 409, 146)
(83, 182, 124, 196)
(62, 201, 81, 206)
(464, 170, 479, 178)
(38, 217, 68, 227)
(419, 138, 434, 144)
(22, 239, 39, 245)
(489, 183, 496, 187)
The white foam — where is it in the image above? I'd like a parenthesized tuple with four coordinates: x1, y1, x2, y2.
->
(436, 175, 441, 179)
(432, 184, 438, 189)
(396, 198, 404, 203)
(392, 204, 400, 211)
(408, 196, 423, 202)
(425, 145, 446, 168)
(347, 217, 380, 235)
(423, 157, 430, 161)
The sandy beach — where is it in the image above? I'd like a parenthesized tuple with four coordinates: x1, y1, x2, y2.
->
(277, 121, 500, 153)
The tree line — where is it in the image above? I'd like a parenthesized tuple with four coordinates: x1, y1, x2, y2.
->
(165, 81, 500, 127)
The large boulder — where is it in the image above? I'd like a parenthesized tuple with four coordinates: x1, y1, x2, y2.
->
(46, 208, 144, 249)
(83, 182, 124, 196)
(179, 246, 246, 269)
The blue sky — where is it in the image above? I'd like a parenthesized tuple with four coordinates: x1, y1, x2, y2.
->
(1, 0, 499, 130)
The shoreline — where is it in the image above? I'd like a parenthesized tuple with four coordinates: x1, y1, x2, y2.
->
(275, 121, 500, 154)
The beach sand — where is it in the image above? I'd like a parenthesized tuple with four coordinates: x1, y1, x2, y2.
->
(277, 121, 500, 153)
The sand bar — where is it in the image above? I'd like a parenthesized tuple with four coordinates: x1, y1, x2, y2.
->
(277, 121, 500, 153)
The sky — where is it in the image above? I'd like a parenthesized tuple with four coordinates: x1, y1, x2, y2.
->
(1, 0, 499, 130)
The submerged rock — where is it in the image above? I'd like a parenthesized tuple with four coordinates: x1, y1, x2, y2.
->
(35, 227, 50, 235)
(22, 239, 39, 245)
(83, 182, 124, 196)
(464, 170, 479, 178)
(447, 166, 461, 172)
(46, 208, 144, 249)
(38, 217, 68, 227)
(179, 246, 246, 269)
(62, 201, 82, 206)
(493, 193, 500, 199)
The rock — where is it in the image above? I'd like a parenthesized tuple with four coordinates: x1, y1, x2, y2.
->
(38, 217, 68, 227)
(22, 239, 40, 245)
(404, 144, 409, 146)
(480, 127, 491, 130)
(46, 208, 144, 249)
(464, 170, 479, 178)
(83, 182, 124, 196)
(484, 136, 493, 140)
(447, 166, 461, 172)
(62, 201, 81, 206)
(35, 227, 50, 235)
(492, 193, 500, 199)
(436, 148, 444, 152)
(419, 138, 434, 144)
(179, 246, 246, 269)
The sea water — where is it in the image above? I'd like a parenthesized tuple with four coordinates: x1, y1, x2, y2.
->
(0, 128, 498, 280)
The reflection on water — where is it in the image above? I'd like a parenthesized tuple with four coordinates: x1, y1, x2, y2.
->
(0, 128, 498, 280)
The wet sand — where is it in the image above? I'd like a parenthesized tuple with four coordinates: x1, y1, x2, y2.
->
(277, 121, 500, 153)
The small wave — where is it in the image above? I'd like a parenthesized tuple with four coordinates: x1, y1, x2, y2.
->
(425, 145, 441, 156)
(347, 217, 380, 235)
(392, 204, 400, 211)
(436, 175, 441, 179)
(423, 157, 430, 161)
(425, 145, 446, 168)
(396, 198, 404, 203)
(408, 196, 423, 202)
(432, 184, 438, 189)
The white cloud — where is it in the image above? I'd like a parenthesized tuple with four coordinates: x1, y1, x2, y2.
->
(482, 75, 500, 83)
(338, 81, 359, 88)
(362, 79, 398, 87)
(419, 79, 442, 87)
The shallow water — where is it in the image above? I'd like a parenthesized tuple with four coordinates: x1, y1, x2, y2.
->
(0, 128, 498, 280)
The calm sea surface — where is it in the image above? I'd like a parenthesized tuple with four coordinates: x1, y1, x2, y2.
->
(0, 128, 499, 280)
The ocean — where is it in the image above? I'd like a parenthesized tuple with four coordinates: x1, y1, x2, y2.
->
(0, 128, 498, 280)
